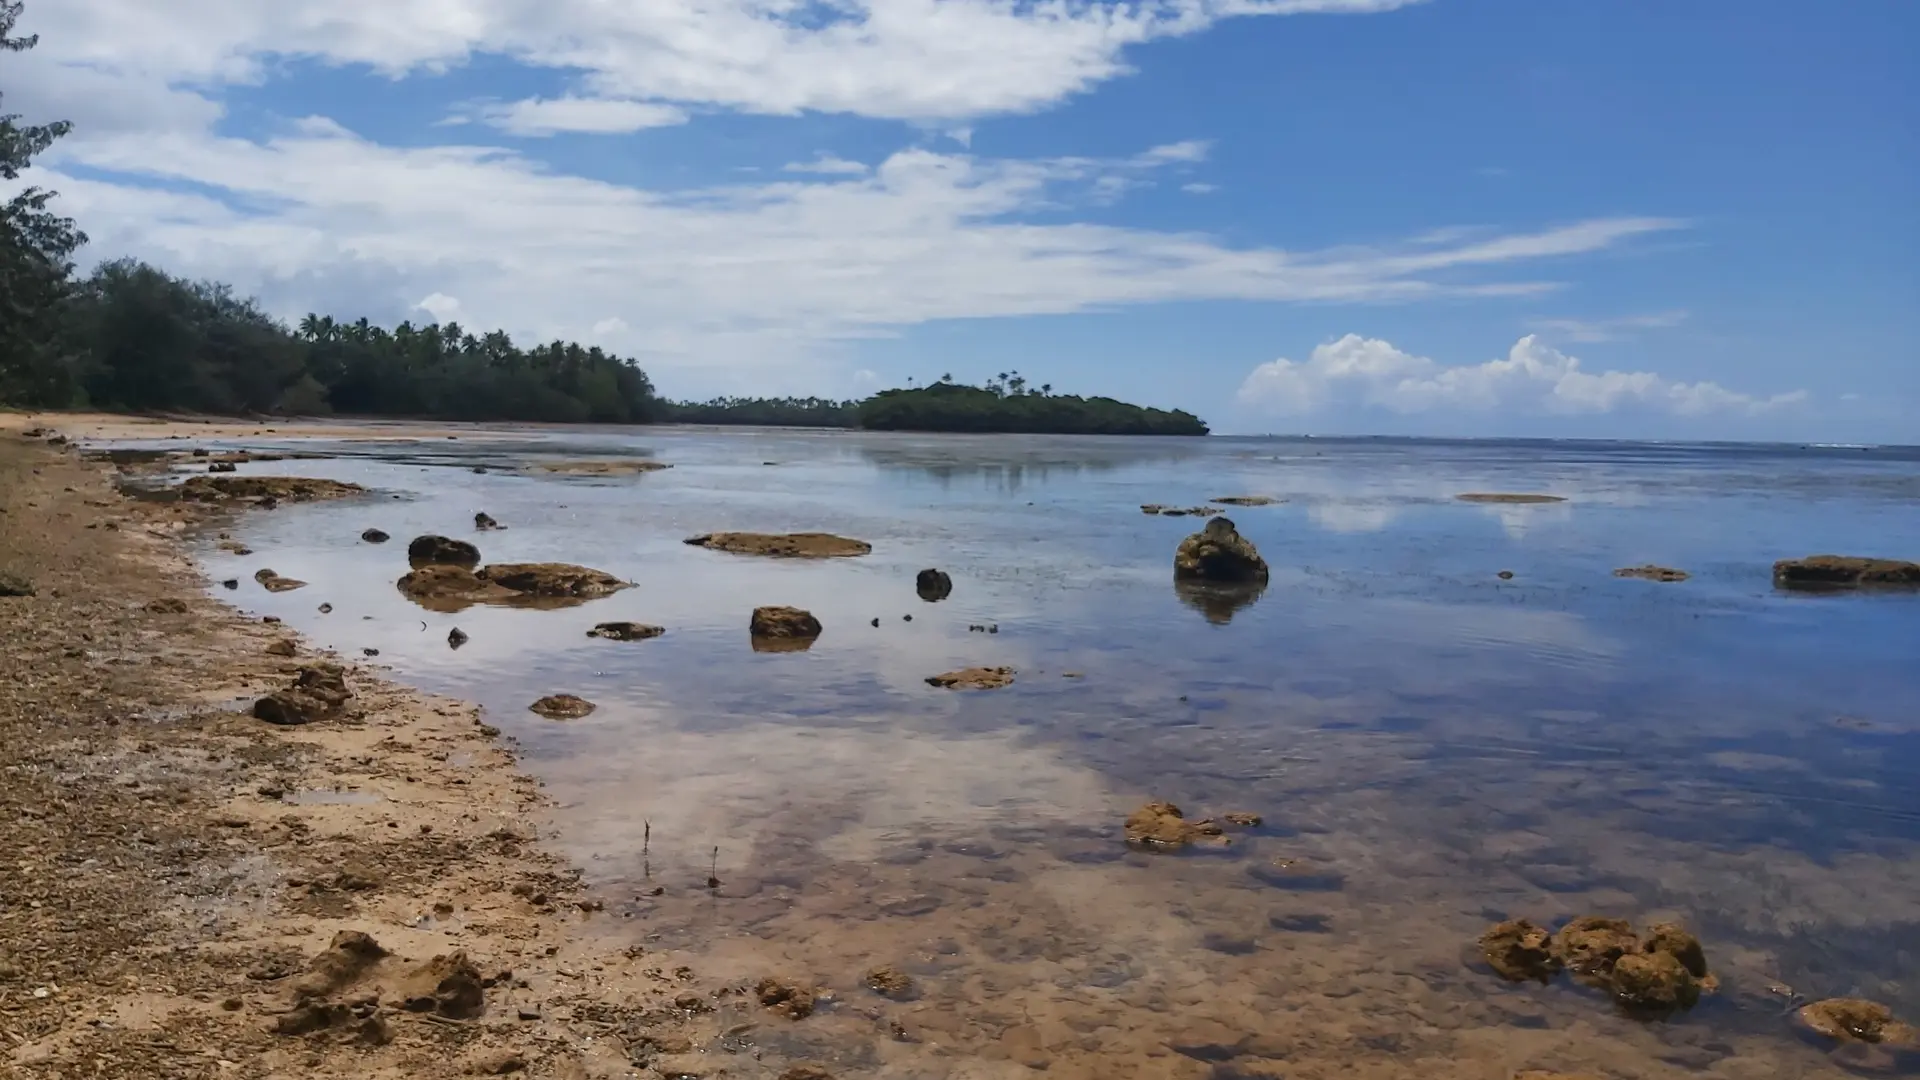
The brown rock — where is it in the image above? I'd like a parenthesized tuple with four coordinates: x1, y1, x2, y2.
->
(1551, 915, 1639, 976)
(1774, 555, 1920, 590)
(1124, 801, 1228, 850)
(756, 976, 817, 1019)
(1615, 565, 1690, 582)
(588, 621, 664, 641)
(1610, 950, 1699, 1013)
(0, 571, 33, 597)
(253, 664, 351, 726)
(261, 574, 307, 593)
(529, 694, 596, 720)
(686, 532, 872, 558)
(1796, 998, 1918, 1045)
(1173, 517, 1269, 583)
(477, 563, 629, 598)
(1479, 919, 1560, 983)
(463, 1048, 527, 1075)
(751, 605, 822, 640)
(408, 534, 482, 567)
(531, 459, 671, 475)
(1456, 492, 1566, 504)
(397, 952, 485, 1019)
(1222, 812, 1263, 828)
(926, 667, 1015, 690)
(398, 564, 517, 610)
(180, 475, 363, 502)
(290, 930, 387, 1000)
(1641, 922, 1709, 978)
(865, 966, 915, 999)
(144, 597, 189, 614)
(266, 639, 297, 657)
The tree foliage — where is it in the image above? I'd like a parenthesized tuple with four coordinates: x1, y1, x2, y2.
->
(662, 396, 856, 428)
(855, 379, 1208, 436)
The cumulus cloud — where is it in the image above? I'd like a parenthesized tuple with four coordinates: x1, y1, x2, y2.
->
(783, 155, 871, 176)
(22, 0, 1426, 124)
(1237, 334, 1806, 418)
(468, 97, 690, 136)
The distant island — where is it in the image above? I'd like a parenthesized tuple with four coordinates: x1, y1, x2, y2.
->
(855, 375, 1207, 436)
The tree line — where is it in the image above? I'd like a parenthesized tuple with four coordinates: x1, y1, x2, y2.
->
(0, 2, 1205, 435)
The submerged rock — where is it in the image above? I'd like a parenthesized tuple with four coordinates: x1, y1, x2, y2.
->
(477, 563, 628, 598)
(407, 534, 481, 567)
(1551, 915, 1640, 976)
(1123, 801, 1228, 850)
(1797, 998, 1918, 1045)
(926, 667, 1015, 690)
(1211, 495, 1281, 507)
(361, 528, 390, 544)
(1773, 555, 1920, 590)
(1143, 504, 1223, 518)
(1456, 493, 1566, 504)
(1480, 919, 1560, 983)
(1610, 950, 1700, 1013)
(756, 977, 818, 1020)
(179, 475, 364, 503)
(588, 621, 664, 641)
(1173, 517, 1269, 584)
(398, 565, 515, 610)
(529, 694, 596, 720)
(686, 532, 872, 558)
(1615, 565, 1690, 583)
(750, 605, 822, 641)
(865, 966, 915, 1000)
(253, 663, 351, 726)
(1642, 922, 1709, 978)
(398, 562, 628, 612)
(916, 568, 953, 601)
(530, 459, 671, 476)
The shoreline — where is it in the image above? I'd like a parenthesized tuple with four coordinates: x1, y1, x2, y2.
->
(0, 424, 724, 1079)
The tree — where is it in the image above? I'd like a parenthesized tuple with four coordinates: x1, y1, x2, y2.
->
(0, 0, 87, 406)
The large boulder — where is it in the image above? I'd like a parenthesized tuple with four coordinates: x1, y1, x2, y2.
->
(916, 568, 953, 601)
(476, 563, 629, 598)
(1774, 555, 1920, 590)
(407, 535, 481, 567)
(687, 532, 872, 558)
(1173, 517, 1269, 583)
(751, 606, 822, 641)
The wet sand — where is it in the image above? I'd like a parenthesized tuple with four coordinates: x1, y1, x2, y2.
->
(0, 423, 728, 1078)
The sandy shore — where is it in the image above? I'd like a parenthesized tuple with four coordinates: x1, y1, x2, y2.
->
(0, 410, 545, 443)
(0, 430, 730, 1079)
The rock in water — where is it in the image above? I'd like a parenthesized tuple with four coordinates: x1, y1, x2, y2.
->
(1123, 801, 1228, 849)
(1773, 555, 1920, 590)
(926, 667, 1015, 690)
(865, 966, 915, 999)
(1173, 518, 1270, 583)
(1551, 915, 1640, 976)
(588, 621, 664, 641)
(1615, 565, 1690, 582)
(474, 512, 501, 530)
(685, 532, 872, 558)
(179, 475, 363, 502)
(529, 694, 596, 720)
(1211, 495, 1281, 506)
(447, 627, 469, 649)
(750, 606, 822, 641)
(1456, 492, 1566, 504)
(915, 568, 953, 601)
(361, 528, 390, 543)
(1480, 919, 1560, 982)
(1610, 951, 1700, 1014)
(407, 534, 482, 567)
(1642, 922, 1709, 978)
(1796, 998, 1918, 1045)
(476, 563, 628, 598)
(755, 977, 818, 1020)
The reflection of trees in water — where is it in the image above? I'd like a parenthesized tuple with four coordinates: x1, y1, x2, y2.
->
(859, 440, 1205, 493)
(1174, 579, 1267, 625)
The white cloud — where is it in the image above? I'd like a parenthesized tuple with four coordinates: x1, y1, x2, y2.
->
(1237, 334, 1806, 418)
(783, 155, 871, 176)
(23, 0, 1427, 124)
(1135, 140, 1211, 165)
(32, 116, 1681, 391)
(1181, 182, 1218, 194)
(1529, 310, 1688, 344)
(467, 96, 690, 136)
(591, 316, 629, 337)
(415, 292, 463, 322)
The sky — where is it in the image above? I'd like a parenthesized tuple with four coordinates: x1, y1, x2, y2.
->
(8, 0, 1917, 440)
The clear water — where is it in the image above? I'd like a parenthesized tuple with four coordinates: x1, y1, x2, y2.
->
(131, 428, 1920, 1078)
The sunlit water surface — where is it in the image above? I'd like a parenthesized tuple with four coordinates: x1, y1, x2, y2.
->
(123, 428, 1920, 1078)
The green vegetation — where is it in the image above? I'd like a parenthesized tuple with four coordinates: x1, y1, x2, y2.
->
(662, 396, 856, 428)
(855, 373, 1208, 436)
(0, 5, 1204, 435)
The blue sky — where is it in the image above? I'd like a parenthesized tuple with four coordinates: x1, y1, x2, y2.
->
(12, 0, 1917, 439)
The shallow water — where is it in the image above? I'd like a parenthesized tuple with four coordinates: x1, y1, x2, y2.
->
(130, 428, 1920, 1077)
